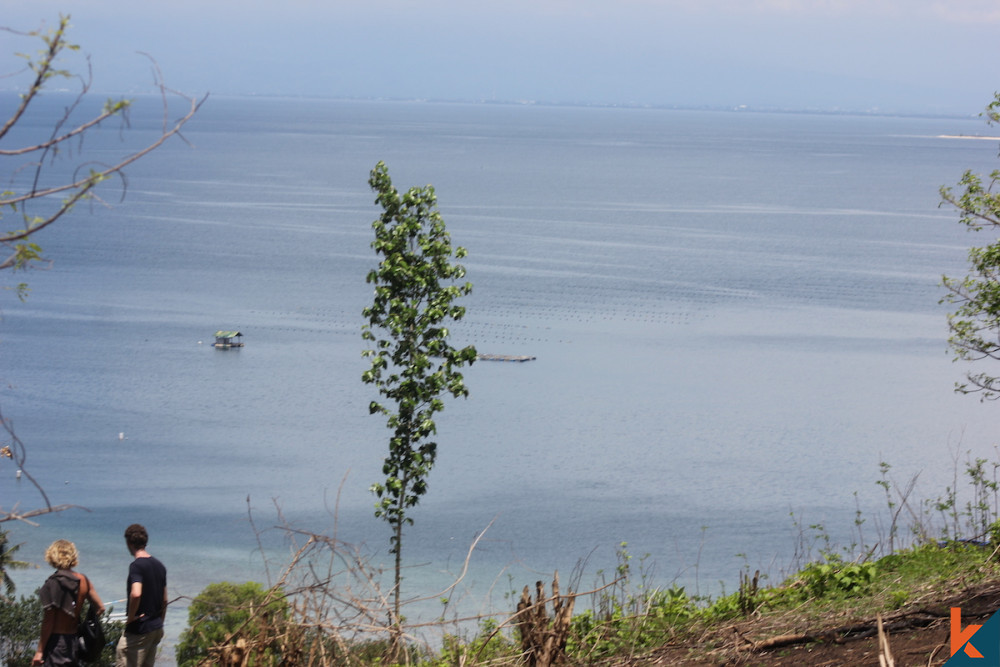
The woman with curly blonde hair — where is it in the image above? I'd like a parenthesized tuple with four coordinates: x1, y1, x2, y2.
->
(33, 539, 104, 666)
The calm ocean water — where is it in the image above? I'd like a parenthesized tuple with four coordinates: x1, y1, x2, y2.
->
(3, 96, 1000, 651)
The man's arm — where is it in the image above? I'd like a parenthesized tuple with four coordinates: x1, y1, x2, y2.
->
(127, 581, 143, 623)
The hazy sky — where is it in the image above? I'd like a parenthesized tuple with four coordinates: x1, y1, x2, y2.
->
(3, 0, 999, 115)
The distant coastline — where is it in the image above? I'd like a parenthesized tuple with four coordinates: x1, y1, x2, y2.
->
(0, 88, 980, 121)
(209, 94, 981, 120)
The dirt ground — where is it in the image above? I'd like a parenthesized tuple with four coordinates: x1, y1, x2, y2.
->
(614, 581, 1000, 666)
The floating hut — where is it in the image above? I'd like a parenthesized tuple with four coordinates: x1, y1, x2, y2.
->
(213, 330, 244, 349)
(477, 353, 536, 362)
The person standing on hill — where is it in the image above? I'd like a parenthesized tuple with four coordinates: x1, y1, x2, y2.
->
(33, 539, 105, 666)
(116, 524, 167, 667)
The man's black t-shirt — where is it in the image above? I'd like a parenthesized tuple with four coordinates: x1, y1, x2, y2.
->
(126, 556, 166, 634)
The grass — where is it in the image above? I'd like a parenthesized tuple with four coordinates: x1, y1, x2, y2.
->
(398, 540, 998, 666)
(410, 449, 1000, 666)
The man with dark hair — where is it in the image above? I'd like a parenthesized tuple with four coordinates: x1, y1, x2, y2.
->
(115, 524, 167, 667)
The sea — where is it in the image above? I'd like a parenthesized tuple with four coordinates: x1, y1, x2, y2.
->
(3, 94, 1000, 656)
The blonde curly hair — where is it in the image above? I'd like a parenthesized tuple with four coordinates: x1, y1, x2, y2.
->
(44, 539, 78, 570)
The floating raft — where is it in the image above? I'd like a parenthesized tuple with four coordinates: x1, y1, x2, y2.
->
(477, 354, 536, 363)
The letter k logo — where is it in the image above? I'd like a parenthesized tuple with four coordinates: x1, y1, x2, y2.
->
(952, 607, 985, 658)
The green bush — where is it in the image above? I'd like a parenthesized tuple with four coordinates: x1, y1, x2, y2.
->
(796, 556, 877, 599)
(431, 619, 517, 666)
(0, 595, 122, 667)
(568, 586, 695, 662)
(0, 594, 40, 667)
(175, 581, 290, 667)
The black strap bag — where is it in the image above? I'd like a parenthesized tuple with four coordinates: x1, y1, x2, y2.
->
(76, 577, 106, 663)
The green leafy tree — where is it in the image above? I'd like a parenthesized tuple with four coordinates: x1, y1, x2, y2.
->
(175, 581, 290, 667)
(362, 161, 477, 631)
(0, 531, 29, 600)
(941, 92, 1000, 399)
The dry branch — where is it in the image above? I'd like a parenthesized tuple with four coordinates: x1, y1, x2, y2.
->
(0, 406, 83, 523)
(877, 614, 895, 667)
(514, 572, 576, 667)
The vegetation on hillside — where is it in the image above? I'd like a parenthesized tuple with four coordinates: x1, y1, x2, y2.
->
(156, 448, 1000, 666)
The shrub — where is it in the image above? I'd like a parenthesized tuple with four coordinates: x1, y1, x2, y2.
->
(796, 556, 877, 599)
(0, 595, 122, 667)
(0, 594, 40, 667)
(175, 581, 290, 667)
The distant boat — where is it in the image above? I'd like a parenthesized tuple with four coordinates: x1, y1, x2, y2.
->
(213, 331, 244, 349)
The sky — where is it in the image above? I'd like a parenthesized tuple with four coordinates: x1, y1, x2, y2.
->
(2, 0, 999, 115)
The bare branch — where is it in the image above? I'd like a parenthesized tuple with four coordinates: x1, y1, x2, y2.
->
(0, 405, 85, 523)
(0, 16, 208, 278)
(0, 17, 69, 143)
